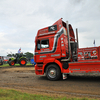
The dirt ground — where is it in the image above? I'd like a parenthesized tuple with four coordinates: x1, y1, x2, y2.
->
(0, 66, 100, 99)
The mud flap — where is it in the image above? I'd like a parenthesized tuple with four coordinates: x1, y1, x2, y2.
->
(62, 73, 67, 80)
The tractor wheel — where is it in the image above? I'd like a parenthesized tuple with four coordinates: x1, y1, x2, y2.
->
(19, 58, 27, 66)
(46, 64, 61, 81)
(9, 60, 15, 66)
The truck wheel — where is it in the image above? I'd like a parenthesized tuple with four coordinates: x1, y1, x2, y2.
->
(46, 64, 61, 81)
(9, 60, 15, 66)
(19, 58, 27, 66)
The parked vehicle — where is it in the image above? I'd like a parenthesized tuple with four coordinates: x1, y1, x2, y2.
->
(0, 56, 3, 66)
(30, 59, 36, 65)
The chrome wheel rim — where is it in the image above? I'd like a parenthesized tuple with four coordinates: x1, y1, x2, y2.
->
(48, 68, 56, 78)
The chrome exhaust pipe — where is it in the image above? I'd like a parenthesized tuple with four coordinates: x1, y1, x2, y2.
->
(61, 21, 71, 61)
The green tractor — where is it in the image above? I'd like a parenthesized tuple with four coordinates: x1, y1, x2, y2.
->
(8, 53, 27, 66)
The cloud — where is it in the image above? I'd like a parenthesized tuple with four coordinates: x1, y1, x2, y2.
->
(0, 0, 100, 56)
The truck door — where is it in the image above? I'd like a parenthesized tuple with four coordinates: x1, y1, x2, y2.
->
(35, 38, 50, 63)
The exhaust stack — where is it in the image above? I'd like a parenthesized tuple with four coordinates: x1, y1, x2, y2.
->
(76, 28, 79, 48)
(61, 21, 71, 61)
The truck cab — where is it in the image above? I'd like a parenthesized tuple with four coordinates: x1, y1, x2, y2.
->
(34, 19, 78, 80)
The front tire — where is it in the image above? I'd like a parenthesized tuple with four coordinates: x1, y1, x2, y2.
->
(9, 60, 15, 66)
(46, 64, 61, 81)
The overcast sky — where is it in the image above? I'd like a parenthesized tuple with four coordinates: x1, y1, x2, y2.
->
(0, 0, 100, 56)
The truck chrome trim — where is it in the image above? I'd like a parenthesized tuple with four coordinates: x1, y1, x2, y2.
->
(61, 21, 71, 61)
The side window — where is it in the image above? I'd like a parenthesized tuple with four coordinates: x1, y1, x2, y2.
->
(37, 40, 40, 50)
(41, 39, 49, 48)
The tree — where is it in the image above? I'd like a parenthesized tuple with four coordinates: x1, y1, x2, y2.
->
(24, 52, 34, 61)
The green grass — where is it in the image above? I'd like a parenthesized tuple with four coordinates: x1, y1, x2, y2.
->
(0, 62, 32, 67)
(0, 88, 98, 100)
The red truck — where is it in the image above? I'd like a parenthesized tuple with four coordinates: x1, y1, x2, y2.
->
(34, 18, 100, 80)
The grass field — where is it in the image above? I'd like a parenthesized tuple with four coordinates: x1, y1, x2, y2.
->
(0, 62, 33, 67)
(0, 88, 97, 100)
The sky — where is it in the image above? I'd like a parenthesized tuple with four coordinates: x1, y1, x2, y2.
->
(0, 0, 100, 56)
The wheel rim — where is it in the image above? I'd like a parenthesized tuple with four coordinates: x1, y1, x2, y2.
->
(48, 68, 56, 78)
(11, 61, 14, 65)
(21, 60, 25, 65)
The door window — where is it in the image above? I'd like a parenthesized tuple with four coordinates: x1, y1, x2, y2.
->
(37, 40, 40, 50)
(37, 39, 49, 50)
(41, 39, 49, 48)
